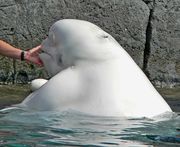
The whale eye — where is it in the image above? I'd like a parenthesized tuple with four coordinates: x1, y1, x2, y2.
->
(59, 56, 62, 63)
(57, 54, 63, 64)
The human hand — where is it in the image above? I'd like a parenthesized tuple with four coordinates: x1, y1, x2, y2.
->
(25, 45, 43, 66)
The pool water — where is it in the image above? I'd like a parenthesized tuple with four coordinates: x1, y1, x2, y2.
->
(0, 108, 179, 147)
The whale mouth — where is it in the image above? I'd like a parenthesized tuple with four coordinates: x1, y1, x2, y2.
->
(40, 49, 52, 58)
(39, 46, 66, 77)
(39, 52, 49, 67)
(39, 47, 53, 68)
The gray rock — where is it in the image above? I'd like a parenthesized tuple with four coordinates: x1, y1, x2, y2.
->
(16, 70, 28, 84)
(0, 69, 7, 83)
(145, 0, 180, 87)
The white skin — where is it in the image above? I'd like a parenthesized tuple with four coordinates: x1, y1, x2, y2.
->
(19, 19, 172, 118)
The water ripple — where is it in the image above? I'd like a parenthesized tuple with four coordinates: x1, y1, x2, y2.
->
(0, 109, 179, 147)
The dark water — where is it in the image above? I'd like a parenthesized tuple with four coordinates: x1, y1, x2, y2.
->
(0, 108, 179, 147)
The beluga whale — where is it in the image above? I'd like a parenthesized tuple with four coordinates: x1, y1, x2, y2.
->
(18, 19, 172, 118)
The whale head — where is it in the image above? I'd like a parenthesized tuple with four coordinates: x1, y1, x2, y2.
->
(40, 19, 121, 77)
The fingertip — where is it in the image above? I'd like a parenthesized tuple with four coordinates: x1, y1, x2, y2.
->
(38, 45, 42, 48)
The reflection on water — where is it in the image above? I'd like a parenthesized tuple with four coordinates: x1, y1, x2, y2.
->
(0, 108, 179, 147)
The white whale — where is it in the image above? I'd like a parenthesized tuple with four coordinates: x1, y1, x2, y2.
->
(19, 19, 172, 117)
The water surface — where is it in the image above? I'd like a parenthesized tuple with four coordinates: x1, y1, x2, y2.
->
(0, 108, 179, 147)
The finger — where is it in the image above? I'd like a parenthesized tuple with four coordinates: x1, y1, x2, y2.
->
(29, 45, 42, 54)
(28, 57, 43, 66)
(36, 58, 44, 66)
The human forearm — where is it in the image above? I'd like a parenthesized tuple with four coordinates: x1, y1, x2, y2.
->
(0, 40, 22, 59)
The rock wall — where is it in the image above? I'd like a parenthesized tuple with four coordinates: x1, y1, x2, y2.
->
(0, 0, 179, 87)
(144, 0, 180, 87)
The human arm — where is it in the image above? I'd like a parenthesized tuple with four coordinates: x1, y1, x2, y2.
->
(0, 40, 43, 66)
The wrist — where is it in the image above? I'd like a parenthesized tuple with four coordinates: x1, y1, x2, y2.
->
(20, 51, 25, 61)
(24, 51, 31, 61)
(21, 51, 30, 61)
